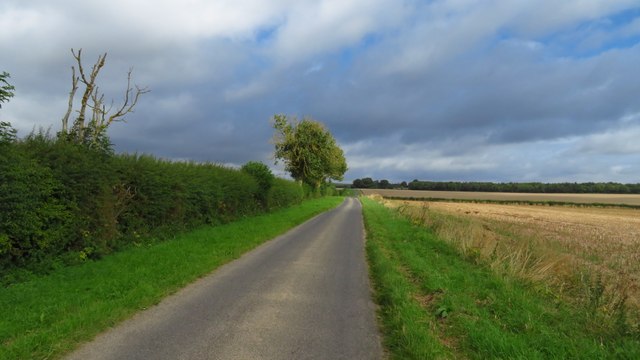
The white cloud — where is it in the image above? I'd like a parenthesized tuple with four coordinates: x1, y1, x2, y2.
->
(0, 7, 50, 42)
(269, 0, 405, 64)
(1, 0, 290, 42)
(365, 0, 640, 75)
(304, 63, 324, 75)
(107, 0, 291, 40)
(1, 94, 67, 135)
(224, 81, 268, 102)
(510, 0, 640, 36)
(345, 139, 499, 174)
(575, 125, 640, 155)
(2, 0, 640, 183)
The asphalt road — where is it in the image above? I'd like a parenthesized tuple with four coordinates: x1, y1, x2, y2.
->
(66, 197, 382, 360)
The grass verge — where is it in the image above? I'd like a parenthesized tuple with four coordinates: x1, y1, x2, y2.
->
(0, 196, 344, 360)
(361, 197, 640, 359)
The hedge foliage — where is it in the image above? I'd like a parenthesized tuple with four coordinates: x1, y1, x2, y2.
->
(0, 129, 304, 274)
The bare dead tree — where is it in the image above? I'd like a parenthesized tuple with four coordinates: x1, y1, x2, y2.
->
(72, 49, 106, 140)
(61, 48, 149, 150)
(88, 85, 107, 147)
(61, 66, 78, 134)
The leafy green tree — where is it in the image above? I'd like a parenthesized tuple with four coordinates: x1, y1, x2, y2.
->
(0, 121, 17, 145)
(360, 177, 376, 188)
(0, 72, 15, 109)
(272, 114, 347, 189)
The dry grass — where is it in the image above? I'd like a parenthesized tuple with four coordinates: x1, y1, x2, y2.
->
(360, 188, 640, 206)
(368, 194, 640, 329)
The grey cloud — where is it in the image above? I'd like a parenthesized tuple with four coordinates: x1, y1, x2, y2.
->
(2, 1, 640, 184)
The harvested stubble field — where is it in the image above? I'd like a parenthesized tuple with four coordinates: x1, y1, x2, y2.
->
(359, 188, 640, 206)
(369, 193, 640, 319)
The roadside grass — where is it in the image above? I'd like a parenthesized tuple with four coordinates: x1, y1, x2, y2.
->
(361, 197, 640, 359)
(0, 196, 344, 360)
(382, 197, 640, 333)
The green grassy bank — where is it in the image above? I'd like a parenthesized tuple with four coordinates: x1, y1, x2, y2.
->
(0, 196, 343, 360)
(361, 197, 639, 359)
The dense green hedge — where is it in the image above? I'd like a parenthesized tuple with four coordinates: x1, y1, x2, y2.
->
(267, 178, 304, 209)
(0, 132, 303, 274)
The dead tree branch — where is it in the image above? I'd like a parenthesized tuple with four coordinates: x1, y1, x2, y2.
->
(61, 48, 149, 150)
(72, 48, 107, 139)
(106, 69, 150, 126)
(61, 66, 78, 134)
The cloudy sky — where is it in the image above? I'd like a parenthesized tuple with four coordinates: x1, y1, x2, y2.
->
(2, 1, 640, 183)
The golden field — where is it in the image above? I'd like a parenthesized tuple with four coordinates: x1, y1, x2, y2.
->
(359, 188, 640, 206)
(367, 194, 640, 320)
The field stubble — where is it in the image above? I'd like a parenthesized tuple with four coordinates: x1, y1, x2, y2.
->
(368, 194, 640, 334)
(360, 188, 640, 206)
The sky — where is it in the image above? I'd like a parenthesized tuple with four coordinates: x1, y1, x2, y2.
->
(1, 0, 640, 183)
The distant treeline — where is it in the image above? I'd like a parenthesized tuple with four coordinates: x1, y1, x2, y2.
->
(407, 181, 640, 193)
(351, 178, 408, 189)
(0, 125, 319, 274)
(351, 177, 640, 194)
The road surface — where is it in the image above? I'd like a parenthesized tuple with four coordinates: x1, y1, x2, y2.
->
(67, 197, 382, 360)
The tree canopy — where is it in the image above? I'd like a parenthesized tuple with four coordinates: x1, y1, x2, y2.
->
(352, 178, 405, 189)
(0, 72, 15, 109)
(272, 114, 347, 189)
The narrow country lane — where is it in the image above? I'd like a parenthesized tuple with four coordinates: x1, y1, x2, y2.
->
(66, 197, 382, 360)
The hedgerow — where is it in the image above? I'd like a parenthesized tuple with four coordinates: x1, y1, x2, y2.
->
(0, 128, 304, 277)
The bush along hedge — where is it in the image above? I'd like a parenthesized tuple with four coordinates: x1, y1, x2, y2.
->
(0, 127, 304, 278)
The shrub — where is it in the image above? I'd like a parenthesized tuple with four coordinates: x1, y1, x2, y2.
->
(241, 161, 275, 207)
(18, 132, 119, 255)
(114, 155, 260, 234)
(0, 130, 73, 268)
(267, 178, 304, 210)
(241, 161, 274, 193)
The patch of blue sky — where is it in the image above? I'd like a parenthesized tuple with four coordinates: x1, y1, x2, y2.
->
(609, 6, 640, 26)
(255, 25, 279, 45)
(337, 33, 382, 68)
(534, 7, 640, 58)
